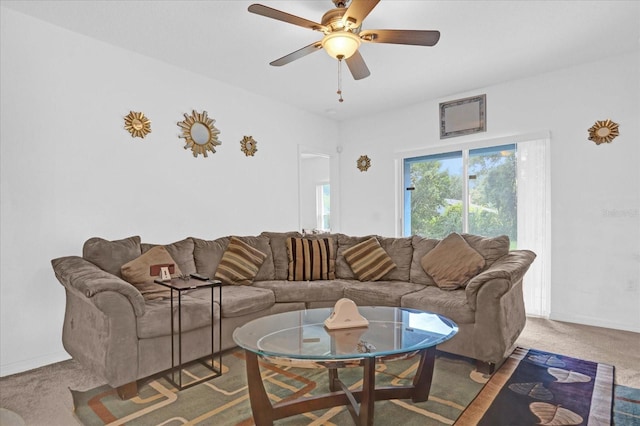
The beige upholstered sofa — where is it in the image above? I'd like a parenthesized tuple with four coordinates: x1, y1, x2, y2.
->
(51, 231, 535, 398)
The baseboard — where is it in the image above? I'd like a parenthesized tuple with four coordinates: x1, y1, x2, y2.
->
(549, 312, 640, 333)
(0, 351, 71, 378)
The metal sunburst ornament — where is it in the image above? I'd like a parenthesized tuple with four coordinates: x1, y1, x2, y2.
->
(240, 136, 258, 156)
(588, 119, 619, 145)
(177, 110, 221, 158)
(357, 155, 371, 172)
(124, 111, 151, 138)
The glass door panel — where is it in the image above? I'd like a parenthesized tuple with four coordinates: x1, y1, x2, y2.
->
(468, 144, 517, 245)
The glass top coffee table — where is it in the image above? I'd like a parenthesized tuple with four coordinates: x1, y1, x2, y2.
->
(233, 306, 458, 426)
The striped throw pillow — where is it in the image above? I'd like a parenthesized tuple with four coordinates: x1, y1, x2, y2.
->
(286, 237, 336, 281)
(343, 237, 396, 281)
(214, 236, 267, 285)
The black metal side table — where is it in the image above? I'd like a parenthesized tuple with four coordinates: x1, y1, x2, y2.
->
(154, 276, 222, 390)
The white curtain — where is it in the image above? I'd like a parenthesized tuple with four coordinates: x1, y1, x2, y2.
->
(516, 137, 551, 317)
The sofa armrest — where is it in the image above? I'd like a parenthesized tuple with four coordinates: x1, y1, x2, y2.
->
(465, 250, 536, 311)
(51, 256, 146, 316)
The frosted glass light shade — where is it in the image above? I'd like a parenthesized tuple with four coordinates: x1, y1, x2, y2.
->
(321, 31, 361, 59)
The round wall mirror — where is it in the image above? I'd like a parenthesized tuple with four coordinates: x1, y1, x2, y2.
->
(588, 119, 619, 145)
(177, 110, 221, 157)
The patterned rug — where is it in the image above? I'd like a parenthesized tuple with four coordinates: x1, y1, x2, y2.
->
(71, 347, 629, 425)
(456, 347, 615, 425)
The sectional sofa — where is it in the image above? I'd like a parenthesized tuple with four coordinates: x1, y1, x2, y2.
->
(51, 231, 535, 398)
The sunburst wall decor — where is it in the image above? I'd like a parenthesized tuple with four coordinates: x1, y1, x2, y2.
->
(240, 136, 258, 156)
(588, 119, 619, 145)
(124, 111, 151, 138)
(357, 155, 371, 172)
(177, 110, 221, 158)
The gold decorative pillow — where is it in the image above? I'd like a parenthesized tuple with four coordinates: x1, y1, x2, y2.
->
(286, 237, 336, 281)
(121, 245, 181, 300)
(214, 236, 267, 286)
(420, 233, 485, 290)
(342, 237, 396, 281)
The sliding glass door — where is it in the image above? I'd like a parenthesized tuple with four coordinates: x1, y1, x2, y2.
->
(404, 144, 516, 243)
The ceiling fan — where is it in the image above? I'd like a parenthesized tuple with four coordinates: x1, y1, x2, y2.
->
(248, 0, 441, 82)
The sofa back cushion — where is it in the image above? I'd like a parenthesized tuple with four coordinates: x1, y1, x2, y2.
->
(375, 236, 413, 281)
(141, 237, 196, 275)
(260, 231, 302, 280)
(286, 237, 336, 281)
(461, 233, 510, 268)
(410, 236, 439, 285)
(83, 235, 141, 278)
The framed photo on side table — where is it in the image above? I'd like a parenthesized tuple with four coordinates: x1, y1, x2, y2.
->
(440, 94, 486, 139)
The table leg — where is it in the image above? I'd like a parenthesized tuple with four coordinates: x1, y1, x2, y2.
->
(328, 368, 339, 392)
(359, 356, 376, 426)
(411, 347, 436, 402)
(244, 350, 274, 426)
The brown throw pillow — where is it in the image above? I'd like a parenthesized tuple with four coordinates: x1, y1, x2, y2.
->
(342, 237, 396, 281)
(420, 233, 485, 290)
(121, 245, 181, 300)
(286, 237, 336, 281)
(214, 236, 267, 286)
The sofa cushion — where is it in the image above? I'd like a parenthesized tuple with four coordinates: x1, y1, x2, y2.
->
(121, 246, 181, 300)
(343, 281, 424, 306)
(137, 295, 220, 339)
(343, 237, 396, 281)
(254, 279, 347, 303)
(421, 233, 485, 290)
(142, 238, 196, 275)
(462, 233, 510, 269)
(376, 236, 413, 281)
(214, 236, 268, 286)
(401, 286, 475, 324)
(409, 236, 439, 286)
(192, 237, 227, 279)
(286, 237, 336, 281)
(83, 235, 141, 278)
(261, 231, 303, 280)
(335, 234, 371, 279)
(191, 285, 275, 318)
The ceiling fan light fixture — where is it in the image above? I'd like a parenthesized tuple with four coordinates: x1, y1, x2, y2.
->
(321, 31, 361, 60)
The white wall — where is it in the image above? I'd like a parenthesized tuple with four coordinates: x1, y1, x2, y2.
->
(339, 51, 640, 333)
(0, 9, 339, 376)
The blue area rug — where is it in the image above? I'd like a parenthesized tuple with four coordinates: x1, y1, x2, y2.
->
(614, 384, 640, 425)
(456, 347, 615, 425)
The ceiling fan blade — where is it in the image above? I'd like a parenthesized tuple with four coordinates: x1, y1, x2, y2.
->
(342, 0, 381, 28)
(360, 29, 441, 46)
(270, 42, 323, 66)
(248, 4, 327, 32)
(345, 50, 371, 80)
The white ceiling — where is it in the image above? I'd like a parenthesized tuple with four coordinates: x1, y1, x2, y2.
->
(3, 0, 639, 121)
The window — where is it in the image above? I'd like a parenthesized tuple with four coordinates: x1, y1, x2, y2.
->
(316, 183, 330, 231)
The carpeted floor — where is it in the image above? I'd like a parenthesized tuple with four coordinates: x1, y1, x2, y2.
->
(1, 317, 639, 425)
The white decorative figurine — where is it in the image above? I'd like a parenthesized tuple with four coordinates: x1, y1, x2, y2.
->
(324, 298, 369, 330)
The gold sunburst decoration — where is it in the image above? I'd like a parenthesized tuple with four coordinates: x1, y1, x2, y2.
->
(124, 111, 151, 138)
(240, 136, 258, 156)
(177, 110, 221, 158)
(588, 119, 619, 145)
(357, 155, 371, 172)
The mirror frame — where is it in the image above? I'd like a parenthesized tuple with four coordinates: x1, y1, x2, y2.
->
(177, 110, 221, 157)
(588, 119, 619, 145)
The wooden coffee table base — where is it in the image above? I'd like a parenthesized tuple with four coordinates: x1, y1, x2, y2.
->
(243, 347, 437, 426)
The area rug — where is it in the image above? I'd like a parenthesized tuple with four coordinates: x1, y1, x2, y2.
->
(72, 349, 487, 425)
(72, 347, 623, 425)
(456, 347, 615, 425)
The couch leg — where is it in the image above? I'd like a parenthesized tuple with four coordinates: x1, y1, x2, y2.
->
(116, 381, 138, 399)
(476, 360, 496, 375)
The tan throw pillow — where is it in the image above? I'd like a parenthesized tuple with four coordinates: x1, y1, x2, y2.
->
(420, 233, 486, 290)
(342, 237, 396, 281)
(214, 236, 267, 286)
(121, 245, 181, 300)
(286, 237, 336, 281)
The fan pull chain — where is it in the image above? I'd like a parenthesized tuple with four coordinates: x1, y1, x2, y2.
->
(337, 55, 344, 103)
